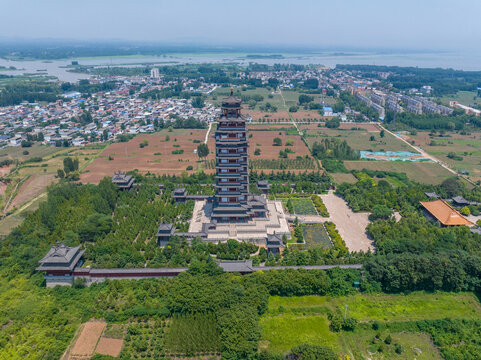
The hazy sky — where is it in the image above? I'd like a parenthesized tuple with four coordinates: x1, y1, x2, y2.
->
(1, 0, 480, 51)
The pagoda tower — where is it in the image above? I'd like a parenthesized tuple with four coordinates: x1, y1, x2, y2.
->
(211, 89, 267, 222)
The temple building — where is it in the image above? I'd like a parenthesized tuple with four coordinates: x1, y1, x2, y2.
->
(111, 170, 134, 190)
(36, 243, 84, 287)
(211, 90, 268, 222)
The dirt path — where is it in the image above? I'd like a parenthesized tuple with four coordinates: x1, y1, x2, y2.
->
(319, 191, 373, 252)
(204, 121, 213, 144)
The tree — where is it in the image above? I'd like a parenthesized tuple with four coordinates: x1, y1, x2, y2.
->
(331, 102, 345, 113)
(254, 148, 261, 155)
(217, 304, 260, 359)
(303, 78, 319, 89)
(78, 213, 113, 242)
(460, 206, 471, 216)
(441, 177, 464, 197)
(298, 94, 314, 105)
(369, 204, 393, 221)
(197, 143, 209, 160)
(380, 129, 385, 138)
(57, 169, 65, 178)
(273, 138, 282, 146)
(288, 344, 337, 360)
(192, 96, 205, 108)
(63, 157, 75, 174)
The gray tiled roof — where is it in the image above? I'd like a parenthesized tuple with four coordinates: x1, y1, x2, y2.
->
(216, 260, 253, 273)
(38, 243, 81, 264)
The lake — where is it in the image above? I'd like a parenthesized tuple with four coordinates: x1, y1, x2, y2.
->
(0, 50, 480, 82)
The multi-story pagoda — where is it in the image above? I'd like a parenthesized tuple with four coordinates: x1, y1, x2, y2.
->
(211, 89, 267, 222)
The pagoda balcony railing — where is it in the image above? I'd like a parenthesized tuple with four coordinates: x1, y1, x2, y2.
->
(215, 172, 242, 177)
(216, 191, 242, 196)
(216, 141, 248, 147)
(217, 127, 246, 132)
(216, 152, 243, 157)
(215, 182, 241, 187)
(216, 137, 247, 142)
(216, 163, 242, 168)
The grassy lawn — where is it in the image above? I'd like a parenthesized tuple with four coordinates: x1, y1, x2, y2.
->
(440, 90, 481, 107)
(261, 292, 480, 356)
(385, 175, 408, 187)
(0, 144, 62, 163)
(344, 160, 453, 185)
(339, 330, 442, 360)
(266, 292, 481, 322)
(260, 314, 338, 355)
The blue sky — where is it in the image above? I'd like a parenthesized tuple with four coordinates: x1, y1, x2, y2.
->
(1, 0, 480, 51)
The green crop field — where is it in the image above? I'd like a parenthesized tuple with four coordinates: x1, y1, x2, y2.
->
(261, 292, 481, 356)
(343, 160, 453, 184)
(302, 224, 332, 249)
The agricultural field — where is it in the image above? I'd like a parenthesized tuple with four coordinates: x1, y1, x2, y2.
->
(120, 320, 166, 359)
(305, 127, 412, 152)
(210, 87, 287, 111)
(249, 129, 312, 160)
(0, 143, 61, 163)
(343, 160, 453, 184)
(81, 129, 210, 183)
(301, 224, 332, 249)
(261, 292, 481, 357)
(120, 315, 219, 359)
(330, 172, 358, 184)
(404, 130, 481, 181)
(245, 110, 323, 122)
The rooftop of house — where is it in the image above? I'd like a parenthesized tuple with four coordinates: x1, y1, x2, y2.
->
(420, 200, 474, 226)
